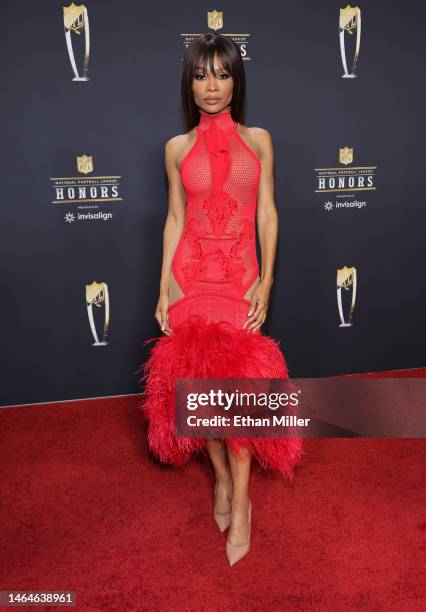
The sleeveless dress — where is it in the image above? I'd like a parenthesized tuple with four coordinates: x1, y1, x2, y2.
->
(136, 108, 303, 480)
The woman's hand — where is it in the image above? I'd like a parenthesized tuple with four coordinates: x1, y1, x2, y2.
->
(243, 279, 272, 333)
(155, 292, 172, 336)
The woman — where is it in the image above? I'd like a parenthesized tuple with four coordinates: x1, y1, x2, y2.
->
(137, 33, 303, 566)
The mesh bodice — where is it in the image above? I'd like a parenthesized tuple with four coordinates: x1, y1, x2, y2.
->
(172, 108, 261, 301)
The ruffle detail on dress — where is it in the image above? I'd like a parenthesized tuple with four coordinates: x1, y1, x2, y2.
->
(136, 315, 304, 480)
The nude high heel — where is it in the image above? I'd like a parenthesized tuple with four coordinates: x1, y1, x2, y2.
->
(226, 499, 252, 566)
(213, 480, 231, 532)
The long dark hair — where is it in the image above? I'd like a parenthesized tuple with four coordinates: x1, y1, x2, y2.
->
(181, 33, 246, 132)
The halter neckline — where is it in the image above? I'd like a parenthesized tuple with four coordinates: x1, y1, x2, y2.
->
(197, 107, 237, 131)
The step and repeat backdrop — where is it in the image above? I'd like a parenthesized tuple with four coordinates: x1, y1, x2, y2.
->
(1, 1, 425, 407)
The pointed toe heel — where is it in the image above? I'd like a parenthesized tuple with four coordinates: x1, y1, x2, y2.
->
(226, 499, 252, 566)
(214, 509, 231, 532)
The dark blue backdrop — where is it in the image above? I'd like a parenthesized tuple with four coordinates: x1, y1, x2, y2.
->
(1, 1, 425, 407)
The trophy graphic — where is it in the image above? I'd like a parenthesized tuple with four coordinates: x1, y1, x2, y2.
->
(339, 4, 361, 78)
(63, 3, 90, 81)
(337, 266, 357, 327)
(208, 10, 223, 31)
(86, 281, 110, 346)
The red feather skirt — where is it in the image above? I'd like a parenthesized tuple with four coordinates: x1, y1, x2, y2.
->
(136, 293, 303, 480)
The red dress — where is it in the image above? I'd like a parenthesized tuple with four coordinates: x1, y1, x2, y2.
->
(137, 108, 303, 479)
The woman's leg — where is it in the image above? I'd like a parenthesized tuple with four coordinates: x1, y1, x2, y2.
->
(206, 439, 233, 513)
(226, 443, 252, 545)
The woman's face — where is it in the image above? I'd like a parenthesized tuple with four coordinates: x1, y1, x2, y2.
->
(192, 53, 233, 114)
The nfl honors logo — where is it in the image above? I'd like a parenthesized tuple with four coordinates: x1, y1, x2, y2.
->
(180, 10, 251, 60)
(50, 153, 122, 206)
(208, 10, 223, 31)
(314, 145, 376, 193)
(77, 154, 93, 174)
(339, 146, 353, 165)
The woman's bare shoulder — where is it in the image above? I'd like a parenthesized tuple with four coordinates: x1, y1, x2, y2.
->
(165, 129, 197, 168)
(245, 126, 272, 145)
(238, 124, 272, 160)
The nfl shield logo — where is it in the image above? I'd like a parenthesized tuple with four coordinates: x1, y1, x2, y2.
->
(339, 146, 353, 165)
(77, 154, 93, 174)
(208, 10, 223, 31)
(63, 3, 86, 32)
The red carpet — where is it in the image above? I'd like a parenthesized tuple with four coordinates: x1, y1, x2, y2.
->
(0, 373, 425, 611)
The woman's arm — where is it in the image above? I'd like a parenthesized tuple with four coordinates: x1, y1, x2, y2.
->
(243, 128, 278, 333)
(155, 136, 187, 335)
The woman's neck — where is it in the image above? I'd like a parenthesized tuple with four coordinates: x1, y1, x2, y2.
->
(197, 105, 236, 131)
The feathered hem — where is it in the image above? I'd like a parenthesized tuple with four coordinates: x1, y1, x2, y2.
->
(135, 314, 304, 480)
